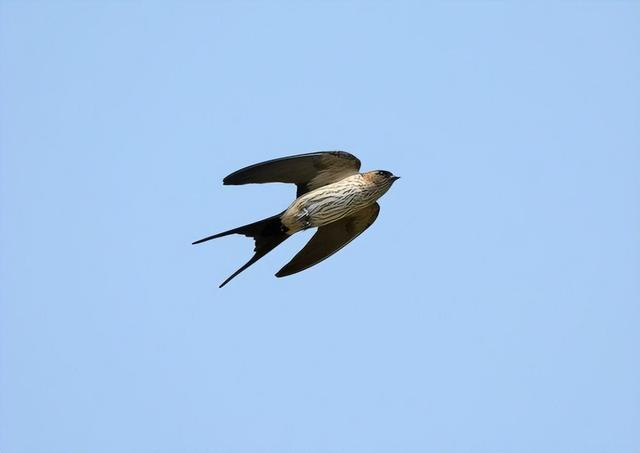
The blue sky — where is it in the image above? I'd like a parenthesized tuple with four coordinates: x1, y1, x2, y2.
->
(1, 1, 639, 452)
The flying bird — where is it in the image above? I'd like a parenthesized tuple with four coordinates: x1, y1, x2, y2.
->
(193, 151, 400, 288)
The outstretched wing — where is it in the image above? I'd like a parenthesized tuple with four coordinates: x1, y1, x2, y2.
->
(276, 202, 380, 278)
(223, 151, 361, 197)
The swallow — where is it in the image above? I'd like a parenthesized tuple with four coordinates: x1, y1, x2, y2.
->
(193, 151, 400, 287)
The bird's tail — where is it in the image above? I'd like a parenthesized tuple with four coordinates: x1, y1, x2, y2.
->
(193, 212, 289, 288)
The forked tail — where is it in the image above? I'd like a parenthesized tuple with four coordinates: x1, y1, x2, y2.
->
(193, 213, 289, 288)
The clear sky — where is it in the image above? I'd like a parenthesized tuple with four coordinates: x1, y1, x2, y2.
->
(1, 1, 639, 452)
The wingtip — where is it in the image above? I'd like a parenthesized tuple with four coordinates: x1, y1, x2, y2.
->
(274, 268, 292, 278)
(222, 175, 239, 185)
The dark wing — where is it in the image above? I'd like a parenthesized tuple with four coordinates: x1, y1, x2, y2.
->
(275, 202, 380, 278)
(223, 151, 361, 197)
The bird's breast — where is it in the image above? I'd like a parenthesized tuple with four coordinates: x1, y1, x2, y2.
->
(281, 176, 379, 233)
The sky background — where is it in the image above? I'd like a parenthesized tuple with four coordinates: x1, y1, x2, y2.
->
(1, 1, 639, 452)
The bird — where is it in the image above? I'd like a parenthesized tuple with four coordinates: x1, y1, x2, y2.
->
(193, 151, 400, 288)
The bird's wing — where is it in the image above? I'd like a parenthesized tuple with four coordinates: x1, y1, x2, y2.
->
(276, 202, 380, 278)
(223, 151, 361, 197)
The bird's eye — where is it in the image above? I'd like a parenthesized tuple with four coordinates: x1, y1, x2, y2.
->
(377, 170, 390, 177)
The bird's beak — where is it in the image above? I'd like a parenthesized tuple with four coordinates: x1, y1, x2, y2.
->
(391, 176, 401, 182)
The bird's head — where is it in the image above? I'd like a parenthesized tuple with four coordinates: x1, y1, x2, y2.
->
(365, 170, 401, 187)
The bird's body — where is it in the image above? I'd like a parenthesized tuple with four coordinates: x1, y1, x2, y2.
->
(194, 151, 399, 287)
(281, 173, 392, 233)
